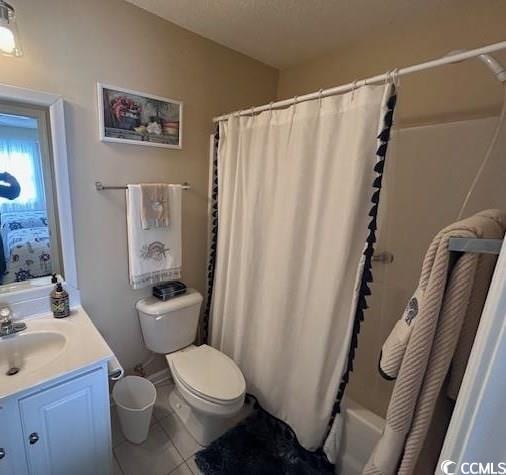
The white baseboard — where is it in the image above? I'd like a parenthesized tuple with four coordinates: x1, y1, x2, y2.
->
(147, 368, 173, 386)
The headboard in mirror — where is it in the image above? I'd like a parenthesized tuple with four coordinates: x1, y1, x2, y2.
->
(0, 83, 78, 316)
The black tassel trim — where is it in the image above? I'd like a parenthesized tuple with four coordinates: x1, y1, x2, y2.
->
(372, 175, 383, 189)
(360, 283, 372, 296)
(325, 85, 397, 436)
(374, 159, 385, 174)
(387, 94, 397, 110)
(383, 109, 394, 127)
(377, 128, 391, 142)
(376, 143, 388, 157)
(364, 247, 375, 258)
(363, 268, 373, 283)
(357, 295, 367, 310)
(200, 126, 220, 345)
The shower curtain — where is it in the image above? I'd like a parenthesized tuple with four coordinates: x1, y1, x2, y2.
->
(209, 84, 396, 456)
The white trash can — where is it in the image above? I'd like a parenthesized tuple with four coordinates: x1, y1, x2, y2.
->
(112, 376, 157, 444)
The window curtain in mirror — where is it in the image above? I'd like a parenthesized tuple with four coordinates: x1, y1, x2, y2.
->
(209, 84, 396, 458)
(0, 138, 46, 212)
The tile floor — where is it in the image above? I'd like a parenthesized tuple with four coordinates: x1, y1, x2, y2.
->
(112, 382, 203, 475)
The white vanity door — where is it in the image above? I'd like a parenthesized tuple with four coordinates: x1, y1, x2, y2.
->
(19, 368, 111, 475)
(0, 403, 17, 475)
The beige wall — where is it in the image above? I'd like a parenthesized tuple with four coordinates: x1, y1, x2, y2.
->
(277, 1, 506, 126)
(277, 2, 506, 418)
(0, 0, 277, 369)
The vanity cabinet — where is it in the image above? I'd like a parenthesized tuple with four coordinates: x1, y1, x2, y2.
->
(0, 403, 16, 475)
(0, 365, 112, 475)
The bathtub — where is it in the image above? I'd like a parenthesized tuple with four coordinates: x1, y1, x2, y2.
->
(336, 399, 385, 475)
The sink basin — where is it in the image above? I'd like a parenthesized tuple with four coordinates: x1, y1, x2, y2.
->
(0, 331, 67, 377)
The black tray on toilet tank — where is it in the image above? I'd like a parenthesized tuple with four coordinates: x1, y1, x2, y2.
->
(152, 281, 187, 301)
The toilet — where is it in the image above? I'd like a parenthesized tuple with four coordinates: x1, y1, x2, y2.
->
(136, 289, 246, 446)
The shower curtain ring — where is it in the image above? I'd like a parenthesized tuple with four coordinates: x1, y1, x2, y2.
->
(386, 68, 399, 87)
(351, 80, 358, 101)
(384, 70, 391, 85)
(318, 89, 324, 104)
(293, 95, 298, 105)
(392, 68, 400, 87)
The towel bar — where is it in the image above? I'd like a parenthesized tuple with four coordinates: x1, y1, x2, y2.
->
(371, 238, 503, 265)
(95, 181, 191, 191)
(448, 237, 503, 255)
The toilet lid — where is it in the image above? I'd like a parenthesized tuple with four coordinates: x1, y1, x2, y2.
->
(171, 345, 245, 402)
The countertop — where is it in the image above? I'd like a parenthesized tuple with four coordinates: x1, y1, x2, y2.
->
(0, 306, 116, 400)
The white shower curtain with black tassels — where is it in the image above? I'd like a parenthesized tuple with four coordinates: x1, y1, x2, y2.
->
(210, 84, 396, 461)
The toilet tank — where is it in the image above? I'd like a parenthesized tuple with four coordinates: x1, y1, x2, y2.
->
(136, 289, 203, 354)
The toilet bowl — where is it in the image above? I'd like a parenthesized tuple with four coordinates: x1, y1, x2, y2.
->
(167, 344, 246, 445)
(136, 290, 247, 446)
(168, 344, 245, 415)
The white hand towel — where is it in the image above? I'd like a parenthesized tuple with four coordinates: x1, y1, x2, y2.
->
(127, 184, 182, 289)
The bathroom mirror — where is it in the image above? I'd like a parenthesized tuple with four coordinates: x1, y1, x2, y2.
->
(0, 101, 61, 290)
(0, 83, 78, 315)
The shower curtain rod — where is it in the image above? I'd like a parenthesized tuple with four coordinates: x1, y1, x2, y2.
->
(213, 40, 506, 123)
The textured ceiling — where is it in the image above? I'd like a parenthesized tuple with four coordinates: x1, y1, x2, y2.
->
(125, 0, 463, 68)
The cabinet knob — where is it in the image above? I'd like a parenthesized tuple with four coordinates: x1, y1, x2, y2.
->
(29, 432, 39, 445)
(0, 448, 5, 459)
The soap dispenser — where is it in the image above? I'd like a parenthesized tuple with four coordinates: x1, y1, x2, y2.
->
(50, 274, 70, 318)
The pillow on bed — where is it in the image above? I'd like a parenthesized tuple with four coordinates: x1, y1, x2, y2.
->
(1, 211, 48, 231)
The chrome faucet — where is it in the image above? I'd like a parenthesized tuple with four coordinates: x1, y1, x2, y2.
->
(0, 306, 26, 337)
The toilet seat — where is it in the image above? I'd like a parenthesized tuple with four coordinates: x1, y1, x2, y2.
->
(168, 345, 246, 405)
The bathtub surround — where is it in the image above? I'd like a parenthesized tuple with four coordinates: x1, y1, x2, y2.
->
(364, 210, 506, 474)
(209, 83, 396, 458)
(0, 0, 278, 369)
(338, 400, 385, 474)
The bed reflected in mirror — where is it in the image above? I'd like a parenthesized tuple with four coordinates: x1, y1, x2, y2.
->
(0, 102, 61, 287)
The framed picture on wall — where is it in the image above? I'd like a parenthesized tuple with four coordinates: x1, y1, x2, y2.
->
(97, 83, 183, 149)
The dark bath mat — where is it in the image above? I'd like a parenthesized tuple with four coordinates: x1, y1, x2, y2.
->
(194, 403, 334, 475)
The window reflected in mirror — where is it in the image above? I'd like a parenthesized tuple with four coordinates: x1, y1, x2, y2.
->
(0, 102, 61, 287)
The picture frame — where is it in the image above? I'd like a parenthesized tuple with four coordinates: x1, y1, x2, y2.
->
(97, 83, 183, 149)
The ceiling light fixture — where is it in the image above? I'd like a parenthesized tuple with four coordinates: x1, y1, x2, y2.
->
(0, 1, 22, 57)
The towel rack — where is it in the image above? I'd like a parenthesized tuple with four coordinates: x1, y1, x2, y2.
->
(372, 239, 503, 265)
(448, 237, 503, 255)
(95, 181, 191, 191)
